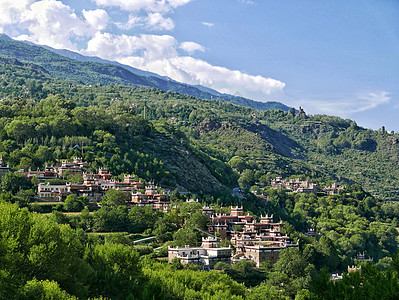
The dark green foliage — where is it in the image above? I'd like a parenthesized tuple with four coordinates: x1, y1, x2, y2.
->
(101, 189, 129, 207)
(311, 263, 399, 300)
(0, 171, 31, 195)
(0, 202, 89, 298)
(173, 227, 199, 247)
(0, 87, 230, 193)
(18, 279, 76, 300)
(64, 195, 85, 212)
(267, 248, 315, 297)
(228, 260, 266, 287)
(141, 261, 247, 299)
(1, 179, 399, 299)
(247, 282, 289, 300)
(0, 201, 251, 300)
(84, 243, 142, 299)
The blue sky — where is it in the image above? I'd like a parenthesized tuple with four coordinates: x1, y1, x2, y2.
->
(0, 0, 398, 131)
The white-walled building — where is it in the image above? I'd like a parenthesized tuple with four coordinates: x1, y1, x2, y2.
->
(168, 237, 232, 269)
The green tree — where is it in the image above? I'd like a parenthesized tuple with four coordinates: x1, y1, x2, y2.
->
(173, 228, 198, 247)
(64, 194, 85, 212)
(0, 171, 31, 195)
(228, 156, 248, 173)
(185, 210, 208, 231)
(5, 119, 34, 143)
(84, 243, 142, 299)
(18, 279, 77, 300)
(247, 282, 289, 300)
(238, 169, 255, 189)
(268, 248, 315, 298)
(101, 189, 129, 207)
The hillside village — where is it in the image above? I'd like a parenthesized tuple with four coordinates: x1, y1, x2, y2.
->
(169, 206, 299, 269)
(17, 157, 172, 212)
(2, 157, 298, 267)
(0, 156, 353, 269)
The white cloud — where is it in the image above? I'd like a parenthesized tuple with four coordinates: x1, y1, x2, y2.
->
(147, 12, 174, 30)
(82, 32, 178, 61)
(356, 91, 391, 112)
(0, 0, 33, 28)
(179, 41, 205, 54)
(116, 13, 174, 31)
(15, 0, 87, 49)
(150, 57, 285, 98)
(293, 91, 391, 115)
(93, 0, 164, 12)
(116, 15, 141, 30)
(0, 0, 110, 50)
(83, 9, 109, 32)
(82, 32, 285, 99)
(168, 0, 192, 8)
(202, 22, 214, 28)
(94, 0, 192, 31)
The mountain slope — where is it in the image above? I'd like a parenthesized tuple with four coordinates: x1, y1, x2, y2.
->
(38, 44, 163, 78)
(0, 58, 238, 193)
(0, 35, 292, 112)
(1, 55, 399, 200)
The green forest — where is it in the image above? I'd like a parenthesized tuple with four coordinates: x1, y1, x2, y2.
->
(0, 46, 399, 299)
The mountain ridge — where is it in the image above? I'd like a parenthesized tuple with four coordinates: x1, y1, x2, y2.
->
(0, 34, 292, 112)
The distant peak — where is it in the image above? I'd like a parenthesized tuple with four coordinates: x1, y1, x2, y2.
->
(0, 34, 12, 40)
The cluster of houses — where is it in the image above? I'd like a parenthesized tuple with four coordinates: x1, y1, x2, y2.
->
(168, 206, 299, 269)
(270, 177, 343, 195)
(270, 177, 318, 194)
(21, 157, 171, 211)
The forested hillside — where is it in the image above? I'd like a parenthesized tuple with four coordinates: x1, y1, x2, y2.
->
(1, 58, 399, 200)
(0, 35, 290, 112)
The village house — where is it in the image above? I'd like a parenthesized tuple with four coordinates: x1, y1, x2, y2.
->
(37, 183, 69, 200)
(57, 157, 88, 176)
(240, 243, 288, 267)
(230, 214, 291, 247)
(207, 206, 253, 239)
(322, 183, 344, 195)
(131, 184, 171, 212)
(37, 175, 171, 208)
(19, 158, 88, 180)
(168, 236, 232, 269)
(202, 205, 215, 222)
(37, 182, 102, 201)
(355, 252, 372, 263)
(270, 177, 317, 194)
(83, 170, 138, 193)
(83, 168, 112, 182)
(19, 165, 57, 180)
(205, 206, 298, 267)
